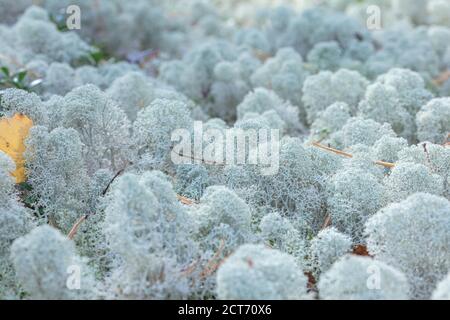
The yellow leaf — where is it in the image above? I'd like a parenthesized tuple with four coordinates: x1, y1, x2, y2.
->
(0, 113, 33, 183)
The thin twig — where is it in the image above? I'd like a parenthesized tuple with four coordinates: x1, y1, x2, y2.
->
(102, 166, 129, 196)
(433, 69, 450, 86)
(171, 148, 223, 166)
(176, 194, 198, 205)
(253, 49, 271, 62)
(321, 215, 332, 230)
(66, 164, 129, 239)
(200, 239, 226, 279)
(444, 133, 450, 147)
(422, 143, 433, 168)
(312, 142, 395, 168)
(312, 142, 353, 158)
(67, 215, 88, 240)
(67, 165, 197, 239)
(180, 259, 200, 277)
(374, 160, 396, 168)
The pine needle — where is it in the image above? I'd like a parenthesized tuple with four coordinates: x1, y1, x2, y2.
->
(177, 194, 197, 205)
(321, 214, 332, 230)
(433, 69, 450, 86)
(200, 239, 226, 279)
(67, 215, 88, 240)
(171, 148, 223, 166)
(312, 142, 395, 168)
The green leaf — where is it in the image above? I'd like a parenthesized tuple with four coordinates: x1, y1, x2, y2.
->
(12, 81, 26, 90)
(90, 51, 105, 64)
(17, 70, 27, 83)
(49, 13, 69, 32)
(18, 182, 33, 191)
(1, 66, 10, 77)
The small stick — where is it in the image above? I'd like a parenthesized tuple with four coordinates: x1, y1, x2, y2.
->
(444, 133, 450, 147)
(253, 49, 271, 62)
(66, 164, 129, 239)
(422, 143, 433, 168)
(180, 259, 200, 277)
(312, 142, 395, 168)
(102, 167, 127, 196)
(67, 191, 196, 241)
(433, 70, 450, 86)
(67, 215, 88, 240)
(374, 160, 396, 169)
(200, 239, 226, 279)
(312, 142, 353, 158)
(171, 149, 222, 166)
(176, 194, 198, 205)
(321, 214, 332, 230)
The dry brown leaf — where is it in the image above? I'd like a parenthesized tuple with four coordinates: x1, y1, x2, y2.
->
(305, 272, 317, 291)
(352, 245, 371, 257)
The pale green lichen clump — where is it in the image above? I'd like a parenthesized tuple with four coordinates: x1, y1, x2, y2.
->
(216, 244, 308, 300)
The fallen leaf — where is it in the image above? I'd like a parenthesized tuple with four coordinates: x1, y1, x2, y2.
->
(305, 271, 317, 291)
(0, 113, 33, 183)
(352, 245, 371, 257)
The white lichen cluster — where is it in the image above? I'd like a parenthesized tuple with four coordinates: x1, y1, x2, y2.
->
(10, 225, 95, 300)
(318, 255, 410, 300)
(366, 193, 450, 299)
(216, 244, 309, 300)
(0, 152, 33, 299)
(102, 171, 197, 299)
